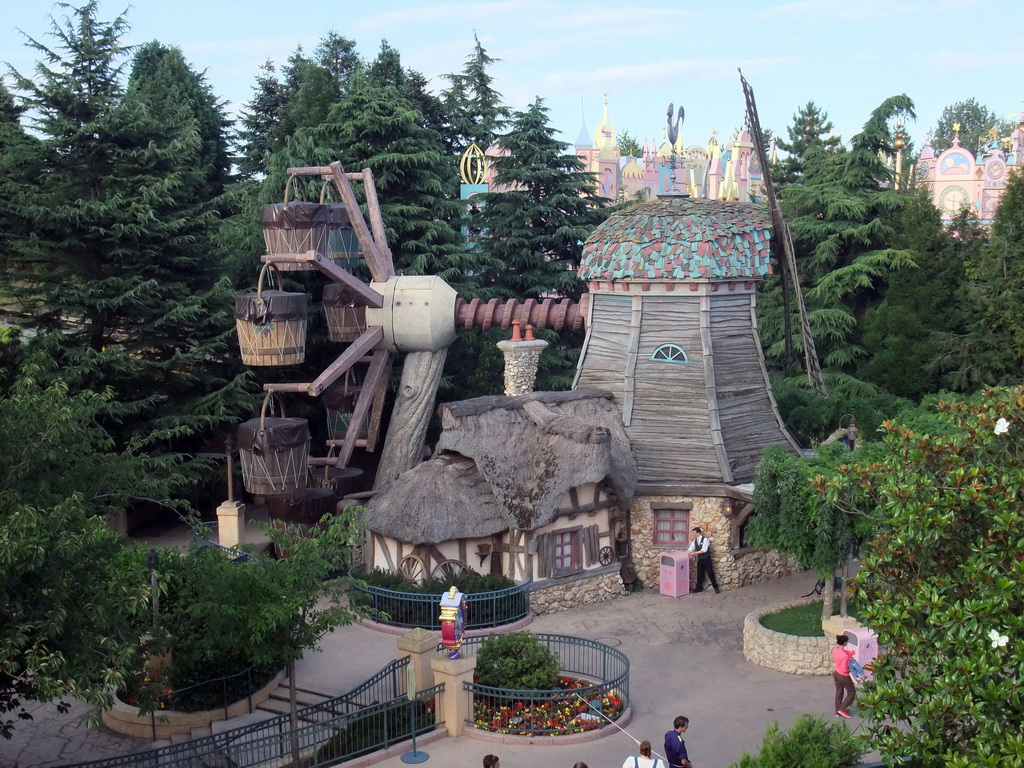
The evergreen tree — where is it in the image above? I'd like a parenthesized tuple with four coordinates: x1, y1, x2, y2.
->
(931, 97, 1013, 155)
(471, 98, 608, 302)
(0, 80, 41, 298)
(774, 101, 844, 186)
(770, 95, 918, 390)
(3, 1, 250, 447)
(957, 169, 1024, 384)
(236, 59, 288, 179)
(367, 41, 447, 139)
(441, 34, 510, 154)
(304, 79, 477, 285)
(615, 129, 642, 158)
(127, 41, 233, 199)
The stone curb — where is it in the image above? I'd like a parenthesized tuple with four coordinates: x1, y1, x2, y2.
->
(743, 598, 832, 675)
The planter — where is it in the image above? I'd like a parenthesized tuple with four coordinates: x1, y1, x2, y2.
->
(102, 669, 285, 740)
(742, 598, 832, 675)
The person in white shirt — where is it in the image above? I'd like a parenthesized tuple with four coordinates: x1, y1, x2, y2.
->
(622, 739, 665, 768)
(687, 527, 720, 593)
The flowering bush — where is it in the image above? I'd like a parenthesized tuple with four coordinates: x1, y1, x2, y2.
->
(117, 668, 172, 711)
(472, 675, 624, 735)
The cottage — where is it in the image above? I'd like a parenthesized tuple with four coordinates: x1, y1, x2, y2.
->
(362, 389, 637, 613)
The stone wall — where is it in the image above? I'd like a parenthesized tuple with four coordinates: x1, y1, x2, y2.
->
(530, 566, 625, 615)
(743, 598, 832, 675)
(631, 494, 803, 591)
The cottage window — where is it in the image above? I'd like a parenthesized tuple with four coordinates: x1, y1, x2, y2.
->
(553, 530, 579, 575)
(653, 506, 690, 546)
(651, 344, 690, 363)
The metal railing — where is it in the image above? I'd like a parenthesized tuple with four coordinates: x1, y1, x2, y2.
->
(348, 579, 531, 629)
(191, 522, 253, 562)
(456, 633, 630, 736)
(60, 657, 441, 768)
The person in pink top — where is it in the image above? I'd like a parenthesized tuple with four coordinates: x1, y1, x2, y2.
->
(832, 635, 856, 718)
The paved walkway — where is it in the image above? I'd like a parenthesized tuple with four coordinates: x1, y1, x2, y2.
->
(1, 568, 875, 768)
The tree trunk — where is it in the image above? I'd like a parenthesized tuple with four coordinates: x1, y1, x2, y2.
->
(288, 658, 299, 765)
(374, 349, 448, 490)
(821, 571, 836, 623)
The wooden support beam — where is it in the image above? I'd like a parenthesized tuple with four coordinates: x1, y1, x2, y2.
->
(286, 166, 362, 181)
(328, 162, 389, 283)
(308, 326, 384, 396)
(364, 354, 392, 453)
(263, 382, 311, 393)
(361, 168, 395, 277)
(311, 255, 384, 308)
(335, 350, 390, 468)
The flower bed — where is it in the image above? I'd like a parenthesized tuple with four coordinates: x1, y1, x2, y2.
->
(472, 675, 624, 736)
(102, 668, 285, 739)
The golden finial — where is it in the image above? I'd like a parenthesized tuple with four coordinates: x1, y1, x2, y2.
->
(459, 143, 487, 185)
(953, 122, 961, 141)
(894, 123, 905, 150)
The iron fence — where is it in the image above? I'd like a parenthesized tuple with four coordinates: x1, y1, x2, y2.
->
(456, 633, 630, 737)
(191, 522, 253, 562)
(59, 658, 441, 768)
(348, 580, 531, 629)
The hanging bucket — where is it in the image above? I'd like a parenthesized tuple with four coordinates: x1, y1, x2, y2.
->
(267, 487, 338, 559)
(236, 395, 310, 496)
(234, 263, 308, 366)
(321, 184, 363, 272)
(324, 383, 368, 441)
(323, 284, 366, 342)
(261, 175, 331, 271)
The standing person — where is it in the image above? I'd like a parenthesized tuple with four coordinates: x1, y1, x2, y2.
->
(833, 635, 856, 718)
(688, 527, 720, 593)
(622, 739, 665, 768)
(664, 716, 692, 768)
(483, 755, 500, 768)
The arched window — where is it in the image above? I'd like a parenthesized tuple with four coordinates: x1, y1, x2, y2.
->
(650, 344, 690, 363)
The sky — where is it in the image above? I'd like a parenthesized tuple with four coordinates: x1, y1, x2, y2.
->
(2, 0, 1023, 154)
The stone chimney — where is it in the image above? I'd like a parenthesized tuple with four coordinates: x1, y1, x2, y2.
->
(496, 321, 549, 395)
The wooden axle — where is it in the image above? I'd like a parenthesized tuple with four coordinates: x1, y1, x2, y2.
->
(454, 296, 588, 333)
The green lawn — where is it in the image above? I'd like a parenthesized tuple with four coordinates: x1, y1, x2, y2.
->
(760, 601, 858, 636)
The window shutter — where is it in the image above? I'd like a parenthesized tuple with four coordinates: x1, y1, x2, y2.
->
(584, 525, 600, 566)
(537, 532, 555, 578)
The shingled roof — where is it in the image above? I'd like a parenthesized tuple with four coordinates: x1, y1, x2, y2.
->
(363, 389, 636, 544)
(579, 197, 773, 282)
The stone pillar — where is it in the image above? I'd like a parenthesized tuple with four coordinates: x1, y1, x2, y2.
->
(216, 500, 246, 549)
(497, 322, 549, 396)
(430, 655, 477, 737)
(397, 628, 438, 693)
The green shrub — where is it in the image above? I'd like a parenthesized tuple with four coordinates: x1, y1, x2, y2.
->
(728, 714, 865, 768)
(474, 631, 560, 690)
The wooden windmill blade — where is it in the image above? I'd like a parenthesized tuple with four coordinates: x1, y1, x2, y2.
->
(738, 69, 827, 396)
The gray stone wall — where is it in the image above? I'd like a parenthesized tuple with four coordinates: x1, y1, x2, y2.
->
(743, 598, 832, 675)
(630, 494, 803, 591)
(529, 568, 626, 615)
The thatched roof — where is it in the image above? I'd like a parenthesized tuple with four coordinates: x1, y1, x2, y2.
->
(363, 389, 636, 543)
(579, 197, 772, 281)
(362, 453, 505, 544)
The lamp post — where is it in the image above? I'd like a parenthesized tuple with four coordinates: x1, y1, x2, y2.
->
(147, 548, 160, 630)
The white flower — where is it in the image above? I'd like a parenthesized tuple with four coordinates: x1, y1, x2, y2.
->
(989, 629, 1008, 648)
(995, 418, 1010, 435)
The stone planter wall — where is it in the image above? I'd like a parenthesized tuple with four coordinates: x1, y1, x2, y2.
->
(743, 598, 832, 675)
(529, 566, 625, 615)
(102, 668, 285, 739)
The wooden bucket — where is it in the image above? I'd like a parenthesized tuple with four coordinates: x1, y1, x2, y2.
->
(267, 487, 337, 559)
(322, 185, 363, 271)
(237, 395, 310, 496)
(234, 263, 307, 366)
(312, 466, 364, 497)
(324, 384, 367, 441)
(261, 175, 331, 271)
(323, 284, 366, 342)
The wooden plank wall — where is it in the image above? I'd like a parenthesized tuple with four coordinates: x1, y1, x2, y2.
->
(709, 292, 791, 481)
(631, 296, 719, 483)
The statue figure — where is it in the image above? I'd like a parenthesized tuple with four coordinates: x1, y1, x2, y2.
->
(666, 103, 685, 147)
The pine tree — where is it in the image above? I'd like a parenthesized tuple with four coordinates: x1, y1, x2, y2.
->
(3, 1, 250, 447)
(774, 101, 844, 186)
(305, 78, 478, 285)
(931, 98, 1013, 155)
(441, 34, 510, 155)
(0, 81, 41, 299)
(768, 96, 918, 390)
(471, 98, 608, 302)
